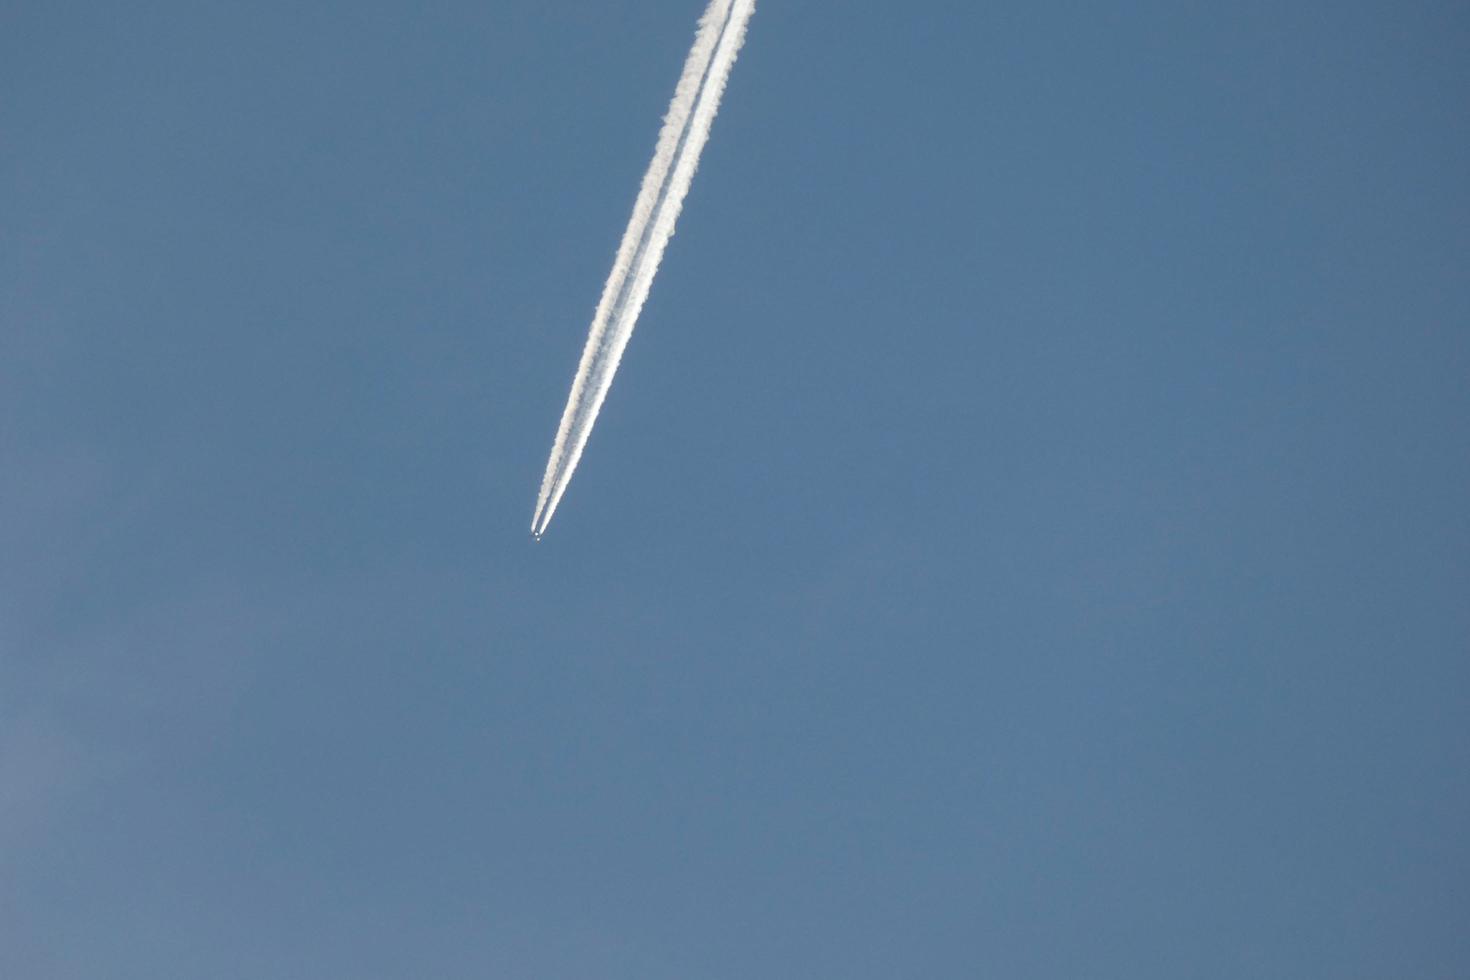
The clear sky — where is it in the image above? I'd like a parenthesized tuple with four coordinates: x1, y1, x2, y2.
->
(3, 1, 1467, 976)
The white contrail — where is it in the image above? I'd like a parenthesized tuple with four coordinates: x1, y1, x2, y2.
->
(532, 0, 755, 538)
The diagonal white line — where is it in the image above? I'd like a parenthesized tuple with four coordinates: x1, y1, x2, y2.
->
(532, 0, 756, 538)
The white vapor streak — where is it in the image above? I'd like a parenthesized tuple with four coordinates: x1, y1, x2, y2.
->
(532, 0, 755, 537)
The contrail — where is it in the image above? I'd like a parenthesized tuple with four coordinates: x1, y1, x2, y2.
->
(532, 0, 755, 539)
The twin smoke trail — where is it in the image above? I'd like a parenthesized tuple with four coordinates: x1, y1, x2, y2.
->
(532, 0, 756, 538)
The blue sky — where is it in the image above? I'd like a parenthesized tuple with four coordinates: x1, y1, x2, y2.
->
(3, 1, 1467, 976)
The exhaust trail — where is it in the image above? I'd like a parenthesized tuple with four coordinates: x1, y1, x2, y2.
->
(532, 0, 756, 538)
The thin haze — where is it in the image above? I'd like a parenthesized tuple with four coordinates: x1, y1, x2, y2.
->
(532, 0, 755, 538)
